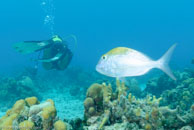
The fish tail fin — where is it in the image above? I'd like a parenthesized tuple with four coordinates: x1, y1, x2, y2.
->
(155, 44, 177, 80)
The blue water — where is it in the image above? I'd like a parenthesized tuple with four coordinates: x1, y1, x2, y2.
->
(0, 0, 194, 124)
(0, 0, 194, 74)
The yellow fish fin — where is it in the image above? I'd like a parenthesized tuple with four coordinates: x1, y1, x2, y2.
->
(106, 47, 133, 56)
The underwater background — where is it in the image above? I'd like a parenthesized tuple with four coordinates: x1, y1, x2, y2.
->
(0, 0, 194, 130)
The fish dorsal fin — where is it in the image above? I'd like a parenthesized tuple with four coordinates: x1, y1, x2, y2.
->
(106, 47, 133, 56)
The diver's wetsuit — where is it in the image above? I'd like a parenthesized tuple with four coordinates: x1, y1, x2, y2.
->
(41, 41, 73, 70)
(50, 42, 73, 70)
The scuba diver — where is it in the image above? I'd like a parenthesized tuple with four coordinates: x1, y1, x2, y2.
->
(13, 35, 75, 70)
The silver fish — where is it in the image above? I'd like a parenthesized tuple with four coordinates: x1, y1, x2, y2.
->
(96, 44, 176, 80)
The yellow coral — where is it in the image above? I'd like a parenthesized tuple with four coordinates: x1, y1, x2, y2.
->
(132, 96, 136, 102)
(19, 120, 34, 130)
(11, 99, 26, 114)
(41, 102, 56, 130)
(54, 120, 67, 130)
(102, 82, 112, 104)
(42, 105, 56, 120)
(0, 99, 26, 129)
(116, 78, 127, 101)
(128, 93, 132, 103)
(98, 110, 110, 130)
(146, 95, 152, 105)
(146, 95, 162, 105)
(6, 109, 12, 116)
(25, 97, 39, 106)
(0, 115, 7, 125)
(145, 123, 152, 130)
(152, 95, 162, 105)
(135, 107, 142, 117)
(47, 99, 55, 106)
(1, 113, 18, 130)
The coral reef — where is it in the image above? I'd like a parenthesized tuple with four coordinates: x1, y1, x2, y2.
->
(0, 67, 194, 130)
(143, 73, 177, 97)
(0, 76, 41, 109)
(121, 78, 142, 97)
(142, 68, 194, 111)
(160, 77, 194, 110)
(19, 120, 34, 130)
(143, 69, 193, 97)
(0, 97, 70, 130)
(54, 120, 67, 130)
(0, 76, 193, 130)
(83, 79, 194, 130)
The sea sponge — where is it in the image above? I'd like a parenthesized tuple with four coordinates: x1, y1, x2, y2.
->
(19, 120, 34, 130)
(25, 97, 39, 106)
(54, 120, 67, 130)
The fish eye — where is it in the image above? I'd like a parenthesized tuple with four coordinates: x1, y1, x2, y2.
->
(102, 55, 106, 60)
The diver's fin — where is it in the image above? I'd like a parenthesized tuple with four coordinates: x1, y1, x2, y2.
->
(13, 41, 51, 54)
(38, 52, 63, 62)
(155, 44, 177, 80)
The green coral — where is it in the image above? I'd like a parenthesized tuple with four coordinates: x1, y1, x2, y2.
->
(161, 77, 194, 110)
